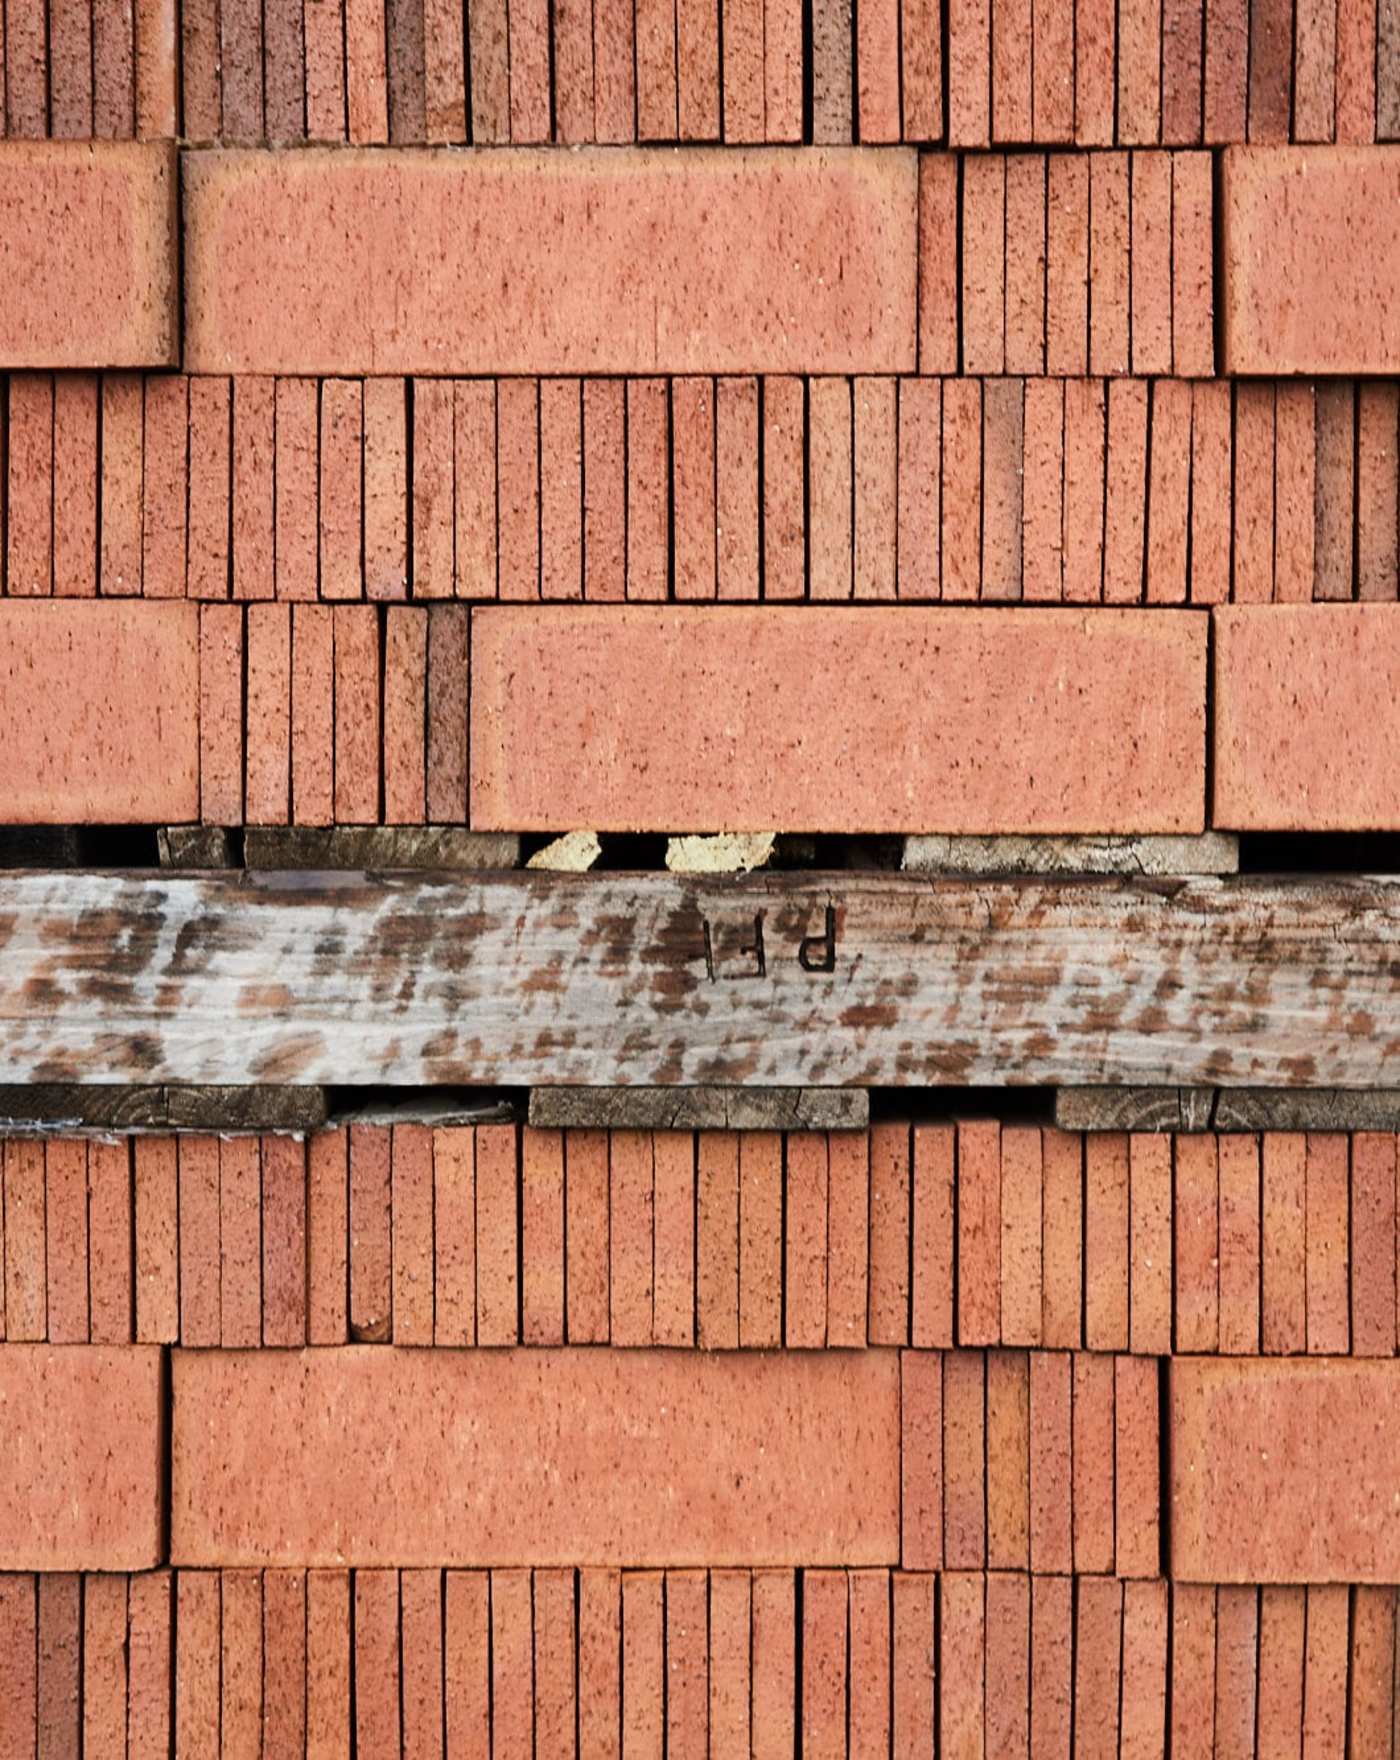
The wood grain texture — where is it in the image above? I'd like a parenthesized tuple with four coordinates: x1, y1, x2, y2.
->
(0, 871, 1396, 1088)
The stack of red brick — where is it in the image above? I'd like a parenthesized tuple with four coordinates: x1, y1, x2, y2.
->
(4, 3, 1400, 1754)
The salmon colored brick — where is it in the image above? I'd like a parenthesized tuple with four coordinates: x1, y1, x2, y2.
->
(424, 603, 468, 821)
(1120, 1581, 1167, 1760)
(1029, 1350, 1072, 1573)
(2, 1141, 44, 1342)
(1146, 379, 1190, 603)
(471, 604, 1206, 833)
(392, 1123, 435, 1345)
(0, 1575, 37, 1755)
(940, 378, 981, 601)
(1088, 153, 1129, 375)
(44, 1139, 88, 1343)
(364, 376, 409, 600)
(175, 1570, 219, 1756)
(1117, 0, 1160, 139)
(962, 156, 1006, 374)
(901, 1351, 942, 1570)
(867, 1123, 910, 1343)
(186, 149, 917, 375)
(1221, 148, 1400, 373)
(826, 1130, 869, 1346)
(747, 1572, 790, 1759)
(489, 1571, 532, 1758)
(134, 1137, 179, 1343)
(1129, 1132, 1172, 1354)
(6, 374, 53, 599)
(854, 377, 897, 600)
(893, 1573, 936, 1758)
(985, 1573, 1030, 1758)
(707, 1570, 750, 1756)
(1189, 379, 1231, 605)
(0, 143, 175, 367)
(83, 1575, 128, 1756)
(264, 1568, 307, 1758)
(1162, 0, 1203, 138)
(1214, 1587, 1260, 1759)
(1173, 1133, 1219, 1352)
(942, 1349, 986, 1568)
(957, 1120, 1000, 1344)
(200, 600, 244, 823)
(98, 372, 144, 598)
(801, 1570, 846, 1758)
(1351, 1133, 1397, 1355)
(575, 1569, 621, 1759)
(981, 377, 1024, 601)
(177, 1136, 220, 1346)
(1046, 155, 1089, 373)
(273, 378, 317, 602)
(1357, 383, 1399, 600)
(986, 1349, 1030, 1569)
(219, 1135, 261, 1347)
(673, 377, 718, 600)
(1172, 1357, 1400, 1581)
(1085, 1132, 1129, 1350)
(1348, 1587, 1397, 1753)
(1103, 378, 1147, 601)
(383, 607, 427, 821)
(1256, 1585, 1305, 1756)
(332, 603, 380, 821)
(1, 1345, 161, 1569)
(583, 380, 626, 602)
(307, 1126, 348, 1346)
(785, 1133, 828, 1347)
(1030, 1575, 1073, 1758)
(129, 1568, 173, 1757)
(738, 1133, 782, 1347)
(896, 378, 940, 599)
(917, 156, 958, 372)
(911, 1124, 953, 1347)
(0, 600, 197, 822)
(626, 379, 669, 602)
(246, 603, 292, 823)
(849, 1571, 892, 1757)
(1294, 0, 1338, 138)
(496, 376, 540, 601)
(808, 376, 853, 600)
(664, 1570, 706, 1758)
(1305, 1133, 1350, 1353)
(87, 1140, 132, 1344)
(520, 1127, 565, 1347)
(999, 1125, 1042, 1344)
(318, 379, 363, 600)
(36, 1572, 79, 1758)
(1272, 382, 1316, 604)
(1022, 377, 1064, 601)
(402, 1570, 446, 1757)
(1233, 382, 1275, 603)
(431, 1126, 475, 1348)
(1313, 383, 1356, 602)
(1114, 1354, 1160, 1577)
(1130, 154, 1172, 374)
(1072, 1350, 1115, 1574)
(1077, 1577, 1123, 1756)
(306, 1568, 352, 1754)
(1040, 1128, 1082, 1346)
(991, 0, 1032, 140)
(1216, 1132, 1262, 1354)
(1005, 155, 1046, 371)
(810, 0, 852, 144)
(564, 1129, 609, 1346)
(939, 1573, 985, 1757)
(1335, 0, 1377, 143)
(475, 1122, 519, 1347)
(1261, 1131, 1307, 1352)
(1169, 1583, 1217, 1754)
(947, 0, 991, 142)
(715, 377, 760, 601)
(1172, 154, 1215, 376)
(221, 1568, 263, 1755)
(354, 1571, 399, 1758)
(610, 1129, 654, 1346)
(1303, 1583, 1349, 1755)
(540, 379, 583, 601)
(856, 0, 899, 138)
(348, 1124, 392, 1343)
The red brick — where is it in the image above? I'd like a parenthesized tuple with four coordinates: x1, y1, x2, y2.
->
(827, 1130, 869, 1346)
(1256, 1585, 1305, 1758)
(1, 1345, 161, 1569)
(610, 1129, 654, 1347)
(991, 0, 1032, 139)
(1114, 1354, 1160, 1577)
(1130, 153, 1172, 374)
(1294, 0, 1337, 139)
(186, 149, 915, 375)
(128, 1569, 172, 1759)
(1146, 379, 1190, 604)
(175, 1349, 897, 1566)
(943, 1349, 986, 1568)
(785, 1133, 829, 1347)
(866, 1123, 908, 1343)
(738, 1132, 782, 1347)
(1185, 380, 1230, 606)
(83, 1575, 128, 1758)
(999, 1126, 1042, 1344)
(1351, 1133, 1397, 1356)
(1218, 1132, 1261, 1353)
(540, 379, 583, 601)
(231, 376, 275, 601)
(1261, 1132, 1307, 1351)
(1214, 1587, 1258, 1759)
(764, 0, 803, 139)
(1029, 1349, 1072, 1574)
(1172, 153, 1215, 375)
(475, 1122, 518, 1347)
(897, 378, 940, 600)
(1273, 382, 1316, 604)
(918, 156, 958, 372)
(178, 1136, 220, 1347)
(0, 1574, 37, 1756)
(354, 1570, 398, 1758)
(306, 1569, 351, 1757)
(54, 375, 99, 600)
(199, 601, 244, 823)
(1304, 1133, 1350, 1353)
(1162, 0, 1203, 138)
(901, 1352, 942, 1570)
(1358, 382, 1399, 600)
(986, 1573, 1030, 1759)
(3, 1141, 45, 1342)
(1129, 1132, 1172, 1354)
(222, 1568, 263, 1756)
(497, 376, 540, 601)
(1336, 0, 1377, 140)
(751, 1572, 794, 1760)
(1005, 156, 1046, 372)
(219, 1135, 262, 1347)
(1120, 1581, 1167, 1760)
(263, 1569, 306, 1760)
(981, 377, 1024, 601)
(1040, 1129, 1082, 1346)
(188, 377, 232, 600)
(333, 603, 380, 821)
(428, 1126, 473, 1348)
(962, 156, 1006, 374)
(383, 607, 426, 822)
(893, 1573, 936, 1759)
(98, 372, 144, 598)
(1169, 1583, 1216, 1756)
(846, 1572, 889, 1759)
(44, 1140, 89, 1344)
(940, 378, 982, 602)
(1303, 1584, 1349, 1755)
(1117, 0, 1160, 138)
(551, 0, 593, 139)
(1350, 1587, 1397, 1753)
(1022, 377, 1064, 602)
(707, 1570, 750, 1757)
(591, 0, 634, 141)
(808, 376, 853, 600)
(247, 604, 292, 823)
(392, 1123, 435, 1345)
(88, 1139, 132, 1344)
(1076, 1577, 1122, 1760)
(575, 1569, 620, 1760)
(940, 1573, 985, 1756)
(364, 377, 409, 600)
(1103, 378, 1147, 602)
(1072, 1351, 1115, 1575)
(1173, 1357, 1400, 1581)
(348, 1124, 391, 1343)
(1173, 1133, 1219, 1353)
(911, 1124, 953, 1347)
(1085, 1133, 1129, 1350)
(856, 0, 899, 138)
(1046, 155, 1089, 374)
(1232, 382, 1275, 603)
(1203, 0, 1247, 135)
(307, 1127, 348, 1346)
(7, 375, 55, 598)
(565, 1129, 609, 1345)
(263, 0, 306, 142)
(478, 601, 1206, 828)
(1313, 383, 1356, 602)
(626, 379, 669, 601)
(621, 1572, 663, 1759)
(485, 1572, 528, 1759)
(444, 1573, 489, 1756)
(520, 1127, 565, 1347)
(319, 379, 363, 600)
(0, 600, 197, 821)
(1088, 154, 1129, 375)
(36, 1571, 79, 1759)
(664, 1570, 705, 1759)
(273, 378, 317, 602)
(424, 604, 467, 820)
(0, 143, 175, 367)
(986, 1348, 1030, 1569)
(947, 0, 991, 141)
(134, 1138, 178, 1345)
(175, 1570, 219, 1758)
(583, 381, 626, 602)
(1220, 149, 1399, 373)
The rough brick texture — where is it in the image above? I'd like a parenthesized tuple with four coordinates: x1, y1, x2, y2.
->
(471, 605, 1207, 833)
(183, 148, 918, 375)
(0, 143, 177, 366)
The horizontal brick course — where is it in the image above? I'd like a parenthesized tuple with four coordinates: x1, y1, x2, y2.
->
(170, 1345, 901, 1565)
(183, 147, 918, 376)
(0, 1345, 163, 1569)
(1171, 1357, 1400, 1581)
(1221, 146, 1400, 373)
(0, 143, 177, 367)
(0, 600, 198, 821)
(1214, 605, 1400, 828)
(470, 605, 1207, 833)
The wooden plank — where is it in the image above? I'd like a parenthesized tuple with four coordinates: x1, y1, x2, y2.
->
(2, 873, 1400, 1088)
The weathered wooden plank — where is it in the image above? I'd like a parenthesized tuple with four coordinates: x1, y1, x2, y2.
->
(1, 872, 1398, 1088)
(527, 1086, 869, 1130)
(1058, 1086, 1400, 1131)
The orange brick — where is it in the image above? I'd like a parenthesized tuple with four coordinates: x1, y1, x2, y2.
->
(521, 1127, 565, 1347)
(1257, 1586, 1305, 1757)
(540, 379, 583, 601)
(383, 606, 427, 822)
(1169, 1583, 1216, 1757)
(943, 1349, 986, 1568)
(128, 1568, 173, 1758)
(940, 378, 982, 602)
(893, 1572, 936, 1757)
(306, 1568, 352, 1755)
(809, 376, 853, 600)
(1022, 377, 1064, 602)
(274, 378, 318, 602)
(475, 1122, 518, 1347)
(610, 1129, 654, 1347)
(1046, 155, 1089, 373)
(1162, 0, 1203, 138)
(738, 1132, 782, 1348)
(186, 149, 916, 376)
(1103, 378, 1148, 602)
(1120, 1580, 1168, 1760)
(3, 1141, 46, 1343)
(534, 1569, 576, 1759)
(917, 156, 958, 372)
(1351, 1132, 1397, 1356)
(1072, 1350, 1115, 1574)
(1303, 1584, 1349, 1756)
(1030, 1575, 1073, 1758)
(827, 1130, 869, 1346)
(1174, 1133, 1219, 1353)
(1146, 379, 1190, 603)
(219, 1135, 261, 1347)
(583, 380, 626, 602)
(1076, 1577, 1123, 1757)
(939, 1573, 985, 1757)
(1129, 1132, 1172, 1354)
(135, 1137, 179, 1343)
(785, 1133, 829, 1347)
(1089, 154, 1129, 375)
(999, 1125, 1042, 1344)
(896, 378, 940, 599)
(401, 1570, 443, 1760)
(1216, 1587, 1259, 1758)
(432, 1126, 475, 1348)
(83, 1575, 129, 1757)
(716, 377, 760, 601)
(0, 1575, 36, 1755)
(1261, 1132, 1307, 1352)
(802, 1571, 846, 1759)
(1348, 1587, 1397, 1753)
(332, 603, 380, 822)
(87, 1140, 131, 1344)
(44, 1139, 89, 1344)
(1305, 1133, 1350, 1353)
(986, 1348, 1030, 1569)
(391, 1123, 434, 1345)
(1172, 153, 1215, 375)
(178, 1136, 221, 1347)
(348, 1123, 392, 1343)
(962, 155, 1006, 373)
(1114, 1354, 1160, 1577)
(901, 1351, 942, 1570)
(709, 1570, 751, 1756)
(0, 143, 175, 367)
(54, 374, 99, 599)
(9, 375, 58, 597)
(246, 602, 292, 823)
(175, 1570, 220, 1757)
(849, 1571, 891, 1757)
(1029, 1350, 1072, 1574)
(867, 1123, 909, 1343)
(552, 0, 593, 139)
(986, 1573, 1030, 1758)
(1085, 1133, 1129, 1350)
(664, 1570, 706, 1759)
(981, 376, 1024, 601)
(1189, 379, 1231, 605)
(261, 1135, 306, 1349)
(364, 376, 409, 600)
(1130, 153, 1172, 373)
(1040, 1128, 1082, 1346)
(911, 1124, 954, 1347)
(626, 379, 669, 601)
(221, 1568, 263, 1756)
(565, 1129, 609, 1345)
